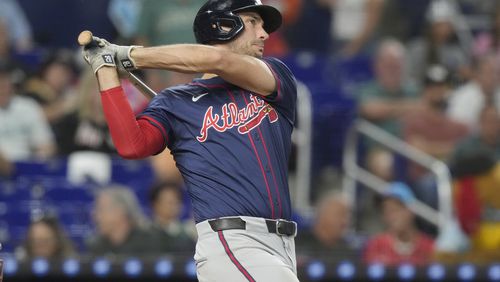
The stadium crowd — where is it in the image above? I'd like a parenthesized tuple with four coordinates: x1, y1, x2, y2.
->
(1, 0, 500, 272)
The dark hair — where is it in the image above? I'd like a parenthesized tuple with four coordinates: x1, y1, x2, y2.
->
(148, 181, 183, 204)
(23, 216, 75, 259)
(492, 4, 500, 48)
(37, 49, 76, 78)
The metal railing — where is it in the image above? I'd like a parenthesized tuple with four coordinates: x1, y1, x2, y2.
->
(342, 119, 453, 232)
(290, 81, 313, 216)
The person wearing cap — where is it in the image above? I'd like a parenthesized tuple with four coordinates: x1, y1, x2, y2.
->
(363, 182, 435, 266)
(402, 64, 468, 208)
(406, 0, 470, 86)
(403, 64, 467, 162)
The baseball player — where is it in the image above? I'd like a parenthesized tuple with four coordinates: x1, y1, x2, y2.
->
(82, 0, 298, 281)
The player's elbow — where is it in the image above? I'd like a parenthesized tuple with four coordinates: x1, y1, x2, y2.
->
(116, 146, 151, 160)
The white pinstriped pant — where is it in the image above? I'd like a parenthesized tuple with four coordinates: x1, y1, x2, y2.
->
(194, 216, 299, 282)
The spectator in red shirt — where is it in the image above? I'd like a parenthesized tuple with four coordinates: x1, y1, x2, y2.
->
(363, 182, 435, 266)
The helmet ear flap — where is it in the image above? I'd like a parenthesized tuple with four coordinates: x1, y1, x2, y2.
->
(194, 11, 245, 44)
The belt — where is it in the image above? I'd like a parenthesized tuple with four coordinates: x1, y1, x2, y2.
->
(208, 217, 297, 236)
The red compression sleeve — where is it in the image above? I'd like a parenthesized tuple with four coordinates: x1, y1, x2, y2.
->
(100, 86, 165, 159)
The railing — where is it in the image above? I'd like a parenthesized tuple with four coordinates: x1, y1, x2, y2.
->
(342, 119, 453, 233)
(290, 81, 313, 216)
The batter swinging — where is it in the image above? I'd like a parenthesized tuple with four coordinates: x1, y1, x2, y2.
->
(81, 0, 299, 281)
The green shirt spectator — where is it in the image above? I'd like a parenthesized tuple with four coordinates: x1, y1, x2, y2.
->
(358, 79, 419, 137)
(136, 0, 205, 46)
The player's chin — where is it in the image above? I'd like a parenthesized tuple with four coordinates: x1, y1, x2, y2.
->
(252, 47, 264, 58)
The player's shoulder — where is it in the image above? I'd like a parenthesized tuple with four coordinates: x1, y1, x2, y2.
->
(261, 57, 295, 78)
(262, 56, 290, 69)
(156, 82, 208, 101)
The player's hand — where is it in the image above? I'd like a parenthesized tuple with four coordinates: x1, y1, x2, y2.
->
(97, 38, 142, 71)
(82, 42, 116, 74)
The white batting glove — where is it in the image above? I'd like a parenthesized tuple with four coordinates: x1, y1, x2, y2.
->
(96, 38, 142, 71)
(82, 44, 116, 74)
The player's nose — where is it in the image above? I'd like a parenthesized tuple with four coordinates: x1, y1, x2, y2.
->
(257, 24, 269, 40)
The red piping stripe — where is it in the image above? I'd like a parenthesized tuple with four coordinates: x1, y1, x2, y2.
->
(217, 231, 256, 282)
(226, 89, 275, 219)
(257, 128, 282, 218)
(241, 93, 283, 218)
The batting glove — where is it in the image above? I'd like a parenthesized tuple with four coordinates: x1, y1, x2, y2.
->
(96, 38, 142, 71)
(82, 43, 116, 74)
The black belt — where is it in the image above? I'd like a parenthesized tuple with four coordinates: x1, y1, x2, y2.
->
(208, 217, 297, 236)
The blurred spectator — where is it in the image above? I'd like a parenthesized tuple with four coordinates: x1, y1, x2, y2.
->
(149, 149, 183, 184)
(149, 181, 196, 252)
(322, 0, 385, 57)
(472, 4, 500, 61)
(52, 70, 116, 155)
(108, 0, 144, 41)
(0, 0, 33, 52)
(406, 0, 470, 86)
(377, 0, 432, 42)
(286, 0, 332, 53)
(450, 106, 500, 165)
(15, 216, 75, 261)
(296, 191, 361, 258)
(262, 0, 302, 57)
(363, 182, 434, 266)
(356, 39, 420, 180)
(447, 54, 500, 132)
(403, 65, 468, 209)
(87, 186, 163, 256)
(403, 65, 468, 178)
(0, 20, 27, 86)
(23, 50, 77, 125)
(135, 0, 204, 95)
(135, 0, 204, 46)
(449, 155, 500, 264)
(357, 39, 420, 137)
(0, 152, 13, 177)
(0, 63, 55, 161)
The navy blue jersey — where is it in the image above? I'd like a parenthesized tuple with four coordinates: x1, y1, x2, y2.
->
(140, 57, 297, 223)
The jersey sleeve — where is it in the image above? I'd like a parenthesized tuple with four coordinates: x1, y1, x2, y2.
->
(261, 57, 297, 124)
(138, 89, 177, 148)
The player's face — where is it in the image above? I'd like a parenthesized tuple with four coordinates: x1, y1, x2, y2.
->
(228, 12, 269, 58)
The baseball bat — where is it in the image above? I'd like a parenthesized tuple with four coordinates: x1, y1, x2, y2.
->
(77, 30, 157, 100)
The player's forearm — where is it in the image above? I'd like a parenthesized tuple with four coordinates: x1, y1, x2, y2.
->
(132, 44, 223, 74)
(96, 67, 121, 90)
(132, 44, 276, 95)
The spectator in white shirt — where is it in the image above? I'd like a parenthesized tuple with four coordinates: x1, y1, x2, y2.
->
(0, 64, 55, 161)
(447, 54, 500, 132)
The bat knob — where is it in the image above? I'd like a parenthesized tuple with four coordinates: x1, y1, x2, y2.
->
(78, 30, 93, 46)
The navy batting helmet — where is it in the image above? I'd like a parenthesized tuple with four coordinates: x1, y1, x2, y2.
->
(193, 0, 282, 44)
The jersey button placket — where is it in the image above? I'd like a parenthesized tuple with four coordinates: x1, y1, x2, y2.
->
(253, 132, 260, 141)
(265, 164, 271, 173)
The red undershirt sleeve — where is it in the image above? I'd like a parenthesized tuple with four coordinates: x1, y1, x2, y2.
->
(100, 86, 166, 159)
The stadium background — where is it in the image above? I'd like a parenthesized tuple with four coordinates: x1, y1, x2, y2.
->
(1, 0, 500, 281)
